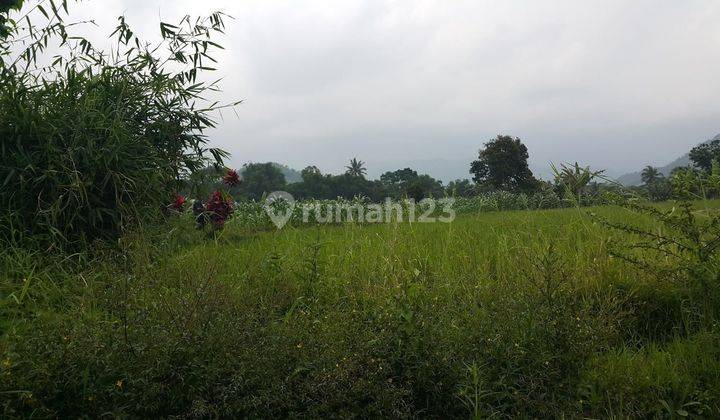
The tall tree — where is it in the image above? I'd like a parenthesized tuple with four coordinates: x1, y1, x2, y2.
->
(345, 158, 367, 178)
(240, 162, 287, 200)
(301, 165, 322, 179)
(379, 168, 443, 200)
(470, 135, 538, 192)
(289, 166, 331, 199)
(641, 166, 662, 185)
(406, 174, 444, 201)
(380, 168, 418, 198)
(689, 139, 720, 172)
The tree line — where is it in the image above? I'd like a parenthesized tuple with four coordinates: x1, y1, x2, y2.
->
(191, 135, 609, 202)
(197, 134, 720, 204)
(191, 162, 446, 202)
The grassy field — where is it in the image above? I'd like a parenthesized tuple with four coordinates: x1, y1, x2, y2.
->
(2, 203, 720, 417)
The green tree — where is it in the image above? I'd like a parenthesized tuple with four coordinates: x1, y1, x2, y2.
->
(647, 179, 672, 202)
(273, 163, 302, 183)
(379, 168, 443, 200)
(406, 174, 444, 201)
(640, 165, 670, 201)
(288, 166, 331, 199)
(330, 173, 374, 199)
(641, 166, 662, 185)
(240, 163, 287, 200)
(301, 165, 322, 179)
(470, 135, 538, 193)
(345, 158, 367, 178)
(689, 139, 720, 172)
(380, 168, 419, 198)
(446, 179, 475, 197)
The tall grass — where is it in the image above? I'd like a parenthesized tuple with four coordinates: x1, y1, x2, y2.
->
(2, 203, 718, 417)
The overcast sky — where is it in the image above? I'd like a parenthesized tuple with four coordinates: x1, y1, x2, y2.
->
(63, 0, 720, 180)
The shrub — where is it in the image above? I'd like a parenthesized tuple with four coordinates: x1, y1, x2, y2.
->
(0, 3, 235, 246)
(205, 190, 235, 229)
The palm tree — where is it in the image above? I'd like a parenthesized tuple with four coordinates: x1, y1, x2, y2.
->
(641, 165, 662, 185)
(345, 158, 367, 178)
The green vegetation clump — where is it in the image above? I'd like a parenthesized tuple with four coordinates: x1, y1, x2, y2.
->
(0, 3, 233, 246)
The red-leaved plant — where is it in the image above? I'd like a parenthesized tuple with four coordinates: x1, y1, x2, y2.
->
(171, 194, 186, 212)
(185, 168, 239, 230)
(223, 169, 241, 187)
(205, 190, 234, 229)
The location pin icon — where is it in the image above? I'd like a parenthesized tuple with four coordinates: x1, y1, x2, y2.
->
(264, 191, 295, 229)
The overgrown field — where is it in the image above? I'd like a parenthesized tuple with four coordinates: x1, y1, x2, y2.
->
(2, 203, 720, 417)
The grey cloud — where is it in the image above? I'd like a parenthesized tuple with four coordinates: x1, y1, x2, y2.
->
(66, 0, 720, 181)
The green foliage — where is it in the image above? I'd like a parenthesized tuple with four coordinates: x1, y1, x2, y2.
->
(379, 168, 444, 200)
(406, 174, 444, 201)
(453, 190, 566, 212)
(470, 135, 539, 193)
(646, 178, 673, 202)
(689, 138, 720, 172)
(185, 164, 225, 199)
(0, 2, 235, 246)
(274, 162, 303, 183)
(196, 190, 581, 231)
(277, 167, 445, 202)
(445, 179, 475, 197)
(598, 200, 720, 325)
(0, 0, 22, 12)
(345, 158, 367, 178)
(380, 168, 420, 198)
(239, 162, 287, 200)
(551, 162, 606, 205)
(639, 165, 672, 202)
(583, 331, 720, 417)
(290, 166, 332, 198)
(670, 162, 720, 200)
(283, 167, 381, 201)
(0, 0, 23, 38)
(641, 165, 663, 185)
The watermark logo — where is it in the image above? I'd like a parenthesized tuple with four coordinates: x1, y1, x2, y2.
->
(263, 192, 456, 230)
(264, 191, 296, 229)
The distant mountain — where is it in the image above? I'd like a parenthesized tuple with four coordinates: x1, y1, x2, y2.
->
(616, 133, 720, 186)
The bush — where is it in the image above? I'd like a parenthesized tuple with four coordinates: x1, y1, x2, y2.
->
(0, 4, 234, 246)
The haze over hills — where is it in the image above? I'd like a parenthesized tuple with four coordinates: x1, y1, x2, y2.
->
(616, 133, 720, 186)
